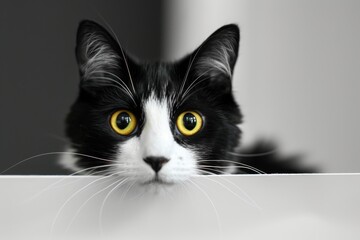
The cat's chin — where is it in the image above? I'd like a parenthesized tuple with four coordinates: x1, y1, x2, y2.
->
(140, 176, 175, 186)
(130, 177, 179, 196)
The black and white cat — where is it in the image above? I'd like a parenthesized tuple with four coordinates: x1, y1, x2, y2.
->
(60, 20, 312, 185)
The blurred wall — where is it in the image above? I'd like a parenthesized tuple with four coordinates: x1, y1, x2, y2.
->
(0, 0, 164, 174)
(163, 0, 360, 173)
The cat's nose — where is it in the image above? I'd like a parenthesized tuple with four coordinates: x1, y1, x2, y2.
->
(143, 156, 169, 173)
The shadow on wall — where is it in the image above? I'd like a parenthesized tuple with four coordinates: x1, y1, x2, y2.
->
(0, 0, 163, 174)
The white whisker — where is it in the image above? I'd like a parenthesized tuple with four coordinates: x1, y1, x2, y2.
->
(24, 165, 120, 203)
(197, 160, 266, 174)
(99, 178, 132, 235)
(178, 84, 210, 106)
(90, 70, 137, 104)
(50, 174, 117, 235)
(180, 69, 212, 101)
(91, 76, 131, 95)
(228, 149, 277, 157)
(187, 179, 222, 239)
(92, 11, 136, 94)
(196, 169, 260, 209)
(200, 166, 264, 175)
(177, 43, 206, 104)
(89, 76, 136, 104)
(199, 165, 265, 175)
(0, 151, 119, 174)
(65, 176, 126, 233)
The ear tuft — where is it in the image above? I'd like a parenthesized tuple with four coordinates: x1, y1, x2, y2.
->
(194, 24, 240, 78)
(76, 20, 120, 80)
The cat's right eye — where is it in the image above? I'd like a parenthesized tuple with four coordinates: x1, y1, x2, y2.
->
(110, 110, 137, 136)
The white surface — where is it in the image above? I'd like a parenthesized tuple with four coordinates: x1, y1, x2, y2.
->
(1, 174, 359, 240)
(163, 0, 360, 172)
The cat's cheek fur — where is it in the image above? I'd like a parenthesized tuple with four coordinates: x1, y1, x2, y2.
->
(113, 138, 154, 183)
(58, 147, 83, 172)
(114, 138, 198, 184)
(112, 97, 199, 184)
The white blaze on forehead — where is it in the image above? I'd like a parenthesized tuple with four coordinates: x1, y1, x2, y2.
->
(97, 94, 200, 184)
(140, 96, 174, 158)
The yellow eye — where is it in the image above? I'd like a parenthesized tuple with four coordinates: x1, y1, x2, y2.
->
(110, 110, 137, 135)
(176, 111, 203, 136)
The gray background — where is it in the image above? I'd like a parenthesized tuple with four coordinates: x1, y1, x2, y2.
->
(164, 0, 360, 173)
(0, 0, 163, 174)
(1, 0, 360, 174)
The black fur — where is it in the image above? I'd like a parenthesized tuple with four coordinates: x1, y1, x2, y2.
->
(65, 20, 313, 175)
(237, 141, 316, 174)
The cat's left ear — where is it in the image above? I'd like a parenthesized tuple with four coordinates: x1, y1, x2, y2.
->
(75, 20, 135, 93)
(183, 24, 239, 85)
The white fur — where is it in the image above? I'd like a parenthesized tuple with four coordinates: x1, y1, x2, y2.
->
(113, 96, 198, 184)
(58, 147, 82, 172)
(60, 96, 199, 184)
(81, 33, 119, 79)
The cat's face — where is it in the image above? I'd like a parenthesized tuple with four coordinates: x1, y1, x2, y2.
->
(61, 20, 242, 186)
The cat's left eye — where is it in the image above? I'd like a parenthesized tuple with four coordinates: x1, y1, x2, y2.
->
(110, 110, 137, 136)
(176, 111, 203, 136)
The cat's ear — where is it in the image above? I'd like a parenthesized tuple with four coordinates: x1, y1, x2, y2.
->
(194, 24, 239, 78)
(76, 20, 119, 79)
(75, 20, 134, 91)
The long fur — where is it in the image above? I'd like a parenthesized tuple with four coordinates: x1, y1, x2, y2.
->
(61, 20, 314, 184)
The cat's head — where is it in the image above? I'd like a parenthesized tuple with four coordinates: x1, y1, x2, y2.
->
(61, 20, 242, 186)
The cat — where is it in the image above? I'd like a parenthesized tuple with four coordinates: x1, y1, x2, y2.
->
(60, 20, 313, 186)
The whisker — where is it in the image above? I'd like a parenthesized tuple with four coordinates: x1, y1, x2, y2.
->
(65, 176, 126, 233)
(35, 168, 114, 191)
(187, 179, 222, 239)
(198, 164, 265, 175)
(50, 174, 117, 235)
(93, 11, 136, 95)
(180, 69, 212, 101)
(43, 133, 77, 145)
(176, 32, 221, 106)
(91, 70, 134, 96)
(178, 84, 210, 106)
(0, 151, 118, 174)
(200, 165, 264, 175)
(89, 76, 136, 104)
(178, 181, 194, 202)
(196, 160, 266, 174)
(228, 149, 277, 157)
(92, 77, 132, 96)
(99, 178, 132, 234)
(196, 169, 260, 209)
(90, 70, 137, 104)
(24, 164, 121, 203)
(177, 57, 194, 103)
(176, 44, 205, 105)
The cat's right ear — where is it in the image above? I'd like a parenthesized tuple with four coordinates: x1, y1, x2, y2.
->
(75, 20, 134, 92)
(76, 20, 119, 79)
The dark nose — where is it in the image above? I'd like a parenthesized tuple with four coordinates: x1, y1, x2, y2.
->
(143, 156, 169, 173)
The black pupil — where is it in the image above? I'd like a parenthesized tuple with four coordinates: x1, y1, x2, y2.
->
(116, 112, 131, 129)
(183, 113, 197, 130)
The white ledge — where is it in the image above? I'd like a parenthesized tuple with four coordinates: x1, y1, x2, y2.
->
(1, 174, 359, 240)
